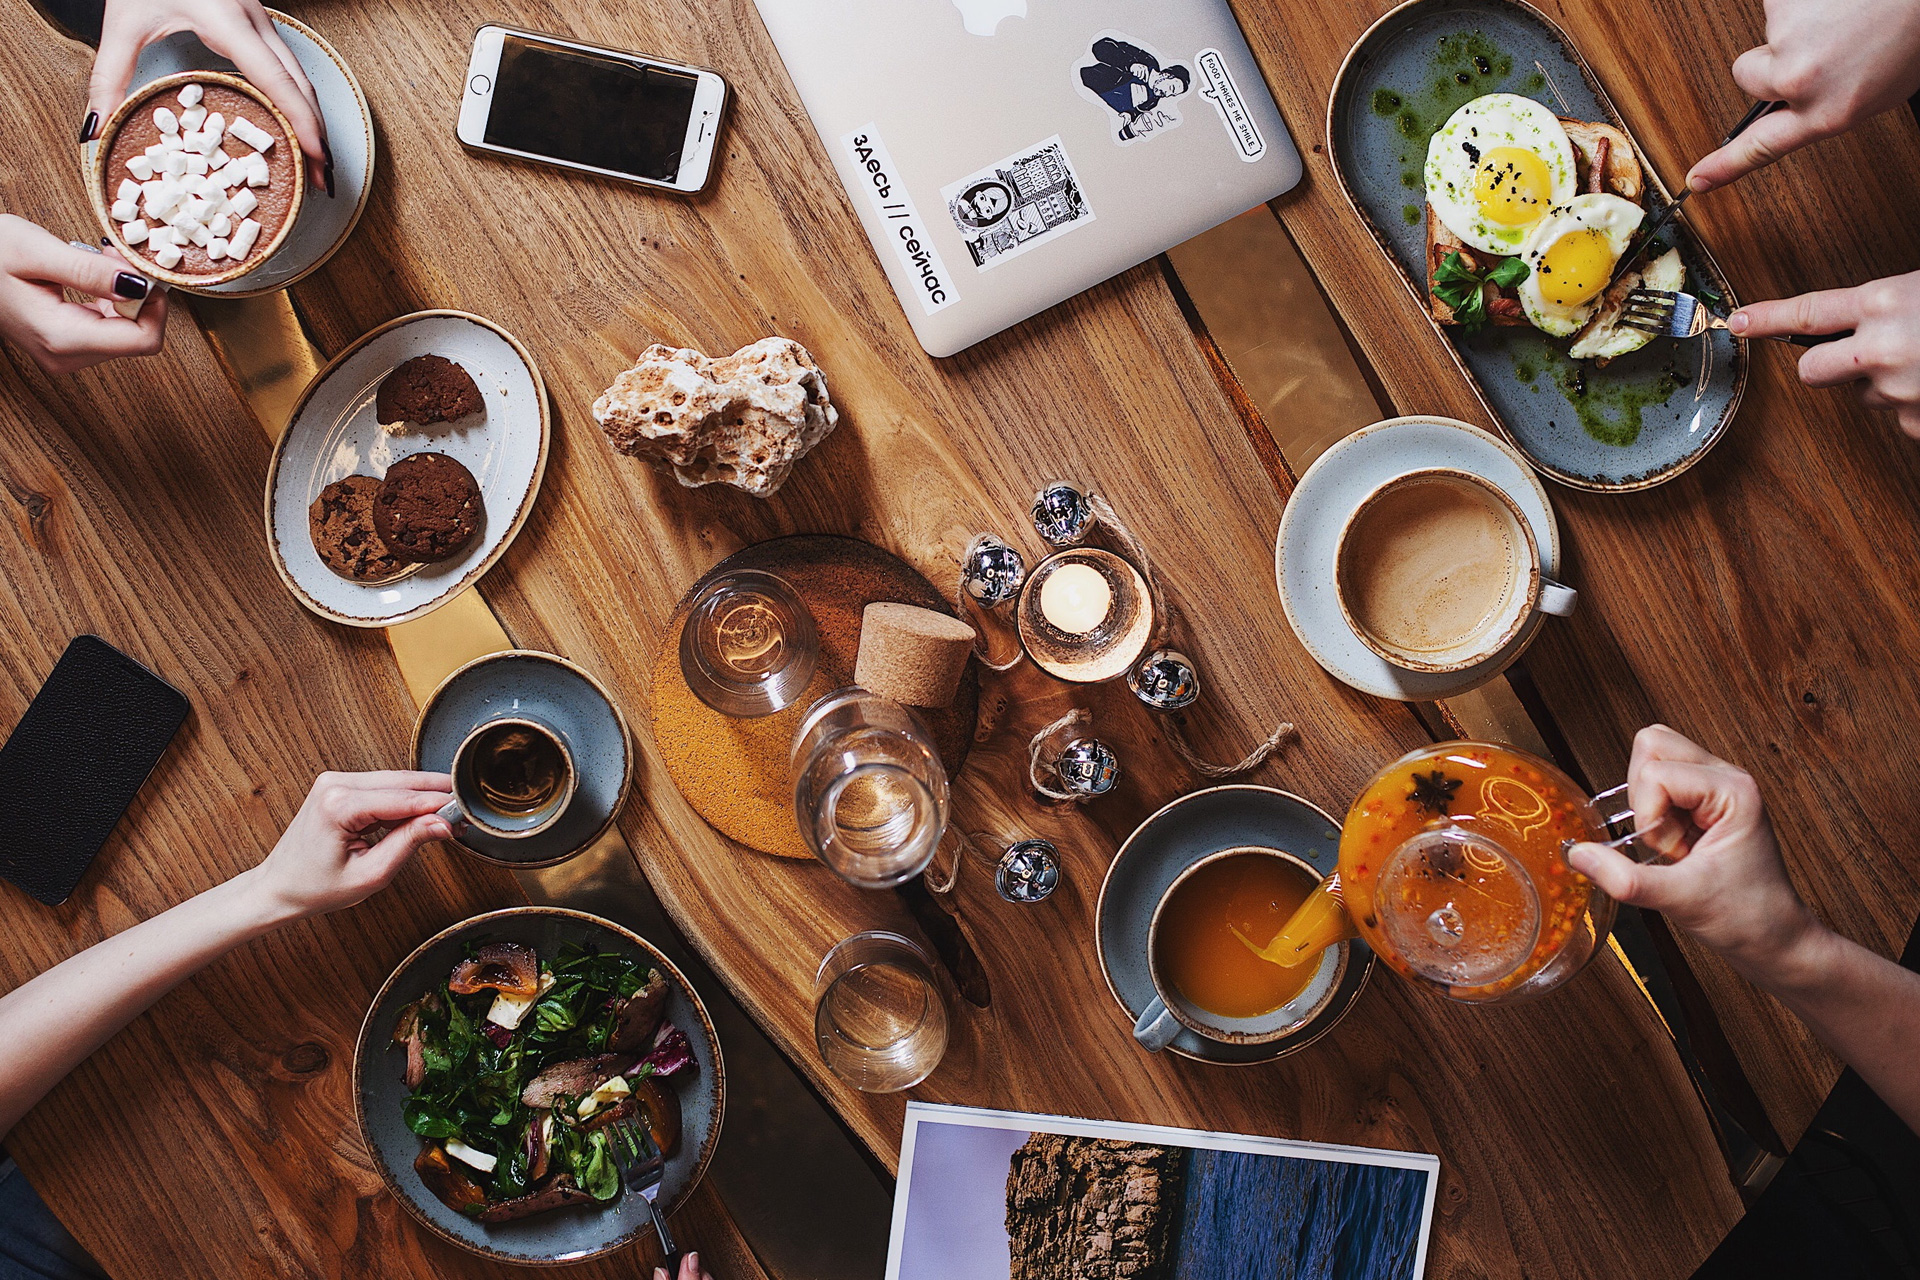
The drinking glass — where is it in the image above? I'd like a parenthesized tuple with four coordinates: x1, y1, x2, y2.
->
(813, 931, 949, 1092)
(792, 688, 950, 889)
(678, 569, 819, 717)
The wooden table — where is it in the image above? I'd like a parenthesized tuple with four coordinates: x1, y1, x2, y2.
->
(2, 0, 1915, 1276)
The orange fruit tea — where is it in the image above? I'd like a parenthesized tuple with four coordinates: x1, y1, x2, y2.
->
(1156, 852, 1321, 1018)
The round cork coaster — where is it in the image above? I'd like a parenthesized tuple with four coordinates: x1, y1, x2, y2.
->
(650, 535, 980, 859)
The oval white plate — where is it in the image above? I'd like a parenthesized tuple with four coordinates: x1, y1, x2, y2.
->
(1274, 415, 1562, 701)
(264, 311, 549, 627)
(107, 9, 374, 296)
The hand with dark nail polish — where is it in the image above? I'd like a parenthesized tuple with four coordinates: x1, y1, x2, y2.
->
(0, 214, 169, 373)
(78, 110, 99, 144)
(112, 271, 151, 300)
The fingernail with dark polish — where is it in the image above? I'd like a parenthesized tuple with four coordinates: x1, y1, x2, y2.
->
(112, 271, 151, 300)
(79, 110, 98, 144)
(324, 160, 336, 199)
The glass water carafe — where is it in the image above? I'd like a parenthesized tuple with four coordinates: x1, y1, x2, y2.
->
(791, 688, 950, 889)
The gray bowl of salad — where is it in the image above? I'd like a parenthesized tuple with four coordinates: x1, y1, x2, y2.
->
(352, 906, 723, 1264)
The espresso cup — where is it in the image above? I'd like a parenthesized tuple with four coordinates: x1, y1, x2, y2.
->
(435, 714, 578, 841)
(1333, 467, 1575, 674)
(1132, 847, 1349, 1052)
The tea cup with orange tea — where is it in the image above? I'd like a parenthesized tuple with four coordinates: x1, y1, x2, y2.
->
(1133, 847, 1353, 1051)
(436, 713, 578, 840)
(1334, 468, 1576, 674)
(1238, 741, 1658, 1005)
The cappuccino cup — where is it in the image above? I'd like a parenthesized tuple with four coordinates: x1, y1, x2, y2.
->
(435, 713, 577, 840)
(1334, 468, 1575, 674)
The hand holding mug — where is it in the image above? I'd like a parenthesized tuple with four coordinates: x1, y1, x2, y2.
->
(1567, 725, 1821, 975)
(245, 770, 453, 922)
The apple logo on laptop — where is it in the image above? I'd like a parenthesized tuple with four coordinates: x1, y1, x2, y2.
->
(952, 0, 1025, 36)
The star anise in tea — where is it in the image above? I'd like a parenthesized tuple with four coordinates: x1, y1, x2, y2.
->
(1409, 769, 1463, 816)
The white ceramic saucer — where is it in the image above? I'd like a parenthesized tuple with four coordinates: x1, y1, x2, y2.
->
(263, 311, 549, 627)
(106, 9, 374, 296)
(1274, 415, 1563, 701)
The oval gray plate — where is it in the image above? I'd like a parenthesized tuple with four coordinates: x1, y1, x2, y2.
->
(1327, 0, 1747, 491)
(413, 651, 633, 869)
(1095, 786, 1372, 1066)
(353, 907, 724, 1266)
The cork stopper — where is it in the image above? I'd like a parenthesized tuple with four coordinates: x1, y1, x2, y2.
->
(854, 601, 977, 708)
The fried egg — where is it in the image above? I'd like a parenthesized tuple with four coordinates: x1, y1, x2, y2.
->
(1425, 94, 1577, 256)
(1516, 194, 1644, 336)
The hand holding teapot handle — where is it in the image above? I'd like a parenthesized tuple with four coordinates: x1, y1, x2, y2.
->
(1567, 725, 1821, 974)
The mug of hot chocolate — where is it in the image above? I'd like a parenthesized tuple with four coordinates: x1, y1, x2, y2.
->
(89, 70, 305, 289)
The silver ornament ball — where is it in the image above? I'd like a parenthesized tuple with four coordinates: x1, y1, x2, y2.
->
(1128, 648, 1200, 711)
(1056, 736, 1120, 796)
(960, 535, 1028, 607)
(996, 839, 1062, 903)
(1031, 482, 1094, 547)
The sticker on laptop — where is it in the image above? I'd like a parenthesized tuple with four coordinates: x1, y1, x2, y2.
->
(842, 125, 958, 315)
(1072, 32, 1193, 146)
(942, 136, 1094, 271)
(1195, 47, 1267, 162)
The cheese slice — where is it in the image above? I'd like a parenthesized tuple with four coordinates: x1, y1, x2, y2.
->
(576, 1073, 631, 1119)
(444, 1139, 498, 1174)
(486, 971, 555, 1030)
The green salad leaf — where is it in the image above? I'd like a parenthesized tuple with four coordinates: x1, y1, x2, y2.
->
(1432, 250, 1530, 332)
(578, 1131, 621, 1202)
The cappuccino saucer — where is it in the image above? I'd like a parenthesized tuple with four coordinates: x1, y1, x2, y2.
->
(412, 651, 632, 868)
(1274, 415, 1563, 701)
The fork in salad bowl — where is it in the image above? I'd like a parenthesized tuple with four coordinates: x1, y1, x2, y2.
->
(609, 1118, 683, 1275)
(1621, 288, 1845, 347)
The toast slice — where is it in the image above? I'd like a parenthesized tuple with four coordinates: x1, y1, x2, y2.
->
(1427, 117, 1645, 326)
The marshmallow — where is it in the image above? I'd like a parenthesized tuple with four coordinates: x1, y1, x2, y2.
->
(191, 130, 222, 156)
(115, 178, 141, 204)
(180, 105, 207, 131)
(163, 151, 188, 178)
(110, 200, 140, 222)
(219, 162, 248, 190)
(122, 219, 150, 245)
(202, 112, 224, 141)
(229, 117, 273, 152)
(143, 142, 169, 160)
(160, 132, 185, 152)
(245, 156, 269, 188)
(126, 156, 154, 181)
(229, 217, 261, 258)
(177, 83, 203, 108)
(210, 212, 232, 238)
(153, 241, 182, 269)
(207, 236, 229, 261)
(185, 153, 208, 176)
(167, 225, 189, 246)
(153, 106, 179, 134)
(225, 187, 257, 218)
(189, 223, 213, 247)
(208, 149, 229, 171)
(182, 195, 212, 222)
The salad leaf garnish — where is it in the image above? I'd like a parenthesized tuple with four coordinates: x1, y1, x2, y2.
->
(1433, 250, 1530, 332)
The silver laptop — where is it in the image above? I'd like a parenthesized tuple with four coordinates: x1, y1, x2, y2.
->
(755, 0, 1302, 356)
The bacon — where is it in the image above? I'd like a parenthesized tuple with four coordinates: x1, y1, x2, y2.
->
(1586, 136, 1611, 194)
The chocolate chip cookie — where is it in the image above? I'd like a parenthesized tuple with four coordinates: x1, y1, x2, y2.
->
(372, 452, 484, 563)
(376, 355, 485, 430)
(309, 474, 411, 583)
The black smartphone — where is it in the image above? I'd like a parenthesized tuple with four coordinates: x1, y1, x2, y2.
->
(0, 636, 190, 905)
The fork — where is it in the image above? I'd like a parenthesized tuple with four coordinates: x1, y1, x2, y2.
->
(608, 1119, 684, 1275)
(1621, 288, 1846, 347)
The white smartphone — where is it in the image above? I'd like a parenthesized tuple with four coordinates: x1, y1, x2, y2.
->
(456, 25, 728, 193)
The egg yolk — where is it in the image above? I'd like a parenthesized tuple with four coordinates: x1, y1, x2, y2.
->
(1537, 228, 1616, 308)
(1472, 147, 1552, 226)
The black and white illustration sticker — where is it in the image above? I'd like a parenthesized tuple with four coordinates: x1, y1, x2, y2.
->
(842, 124, 957, 315)
(942, 136, 1094, 271)
(1072, 31, 1193, 147)
(1195, 48, 1266, 162)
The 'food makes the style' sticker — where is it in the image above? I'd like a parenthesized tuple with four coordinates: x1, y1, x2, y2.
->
(1196, 48, 1266, 162)
(942, 136, 1094, 271)
(1072, 32, 1193, 147)
(842, 125, 957, 315)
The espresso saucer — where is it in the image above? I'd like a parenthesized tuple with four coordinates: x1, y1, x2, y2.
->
(1274, 415, 1563, 701)
(1095, 786, 1372, 1066)
(101, 9, 375, 296)
(413, 651, 632, 868)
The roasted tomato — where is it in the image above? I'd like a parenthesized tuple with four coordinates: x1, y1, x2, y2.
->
(632, 1076, 681, 1157)
(414, 1145, 488, 1215)
(447, 942, 540, 997)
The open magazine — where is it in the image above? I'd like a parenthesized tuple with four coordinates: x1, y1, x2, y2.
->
(886, 1102, 1438, 1280)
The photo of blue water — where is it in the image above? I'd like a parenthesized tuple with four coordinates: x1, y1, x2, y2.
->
(1173, 1149, 1428, 1280)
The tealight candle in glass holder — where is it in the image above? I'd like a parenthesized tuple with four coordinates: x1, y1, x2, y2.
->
(1015, 547, 1154, 683)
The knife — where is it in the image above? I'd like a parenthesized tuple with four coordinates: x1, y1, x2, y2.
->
(1603, 99, 1784, 293)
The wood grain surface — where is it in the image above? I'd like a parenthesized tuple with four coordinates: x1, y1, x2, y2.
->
(7, 0, 1905, 1276)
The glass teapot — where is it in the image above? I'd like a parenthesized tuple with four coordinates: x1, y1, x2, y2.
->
(1247, 741, 1644, 1004)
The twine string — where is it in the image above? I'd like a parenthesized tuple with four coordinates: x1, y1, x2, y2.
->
(1027, 708, 1092, 802)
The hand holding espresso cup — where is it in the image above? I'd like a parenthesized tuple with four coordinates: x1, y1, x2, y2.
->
(245, 770, 453, 922)
(435, 714, 578, 842)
